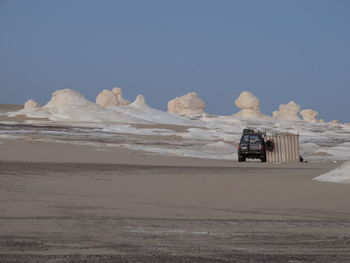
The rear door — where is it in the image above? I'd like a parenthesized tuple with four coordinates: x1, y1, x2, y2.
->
(248, 134, 262, 151)
(240, 135, 250, 151)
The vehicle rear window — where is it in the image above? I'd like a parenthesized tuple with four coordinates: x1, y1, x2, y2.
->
(249, 134, 260, 143)
(241, 135, 250, 142)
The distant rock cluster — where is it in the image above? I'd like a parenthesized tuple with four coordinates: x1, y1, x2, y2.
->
(17, 86, 340, 124)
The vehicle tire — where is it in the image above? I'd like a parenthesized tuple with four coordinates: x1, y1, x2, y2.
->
(238, 155, 246, 162)
(260, 155, 267, 162)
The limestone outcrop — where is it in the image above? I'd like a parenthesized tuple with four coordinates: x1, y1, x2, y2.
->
(272, 101, 301, 121)
(167, 92, 205, 116)
(24, 99, 40, 109)
(112, 88, 130, 106)
(130, 95, 149, 108)
(96, 87, 130, 107)
(234, 91, 266, 118)
(300, 109, 318, 122)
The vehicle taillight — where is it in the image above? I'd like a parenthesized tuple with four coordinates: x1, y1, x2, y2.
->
(238, 145, 241, 151)
(259, 144, 264, 151)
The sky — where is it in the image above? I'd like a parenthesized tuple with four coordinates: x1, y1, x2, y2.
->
(0, 0, 349, 122)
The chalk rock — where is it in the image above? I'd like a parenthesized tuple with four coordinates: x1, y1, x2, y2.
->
(300, 109, 318, 122)
(331, 120, 339, 125)
(167, 92, 206, 116)
(234, 91, 266, 118)
(112, 87, 130, 106)
(46, 89, 93, 108)
(272, 101, 301, 120)
(96, 89, 119, 107)
(130, 95, 149, 108)
(24, 99, 40, 109)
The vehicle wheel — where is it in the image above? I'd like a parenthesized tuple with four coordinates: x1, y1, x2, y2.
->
(238, 156, 246, 162)
(260, 156, 267, 162)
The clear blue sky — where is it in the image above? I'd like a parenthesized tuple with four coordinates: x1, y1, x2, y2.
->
(1, 0, 349, 121)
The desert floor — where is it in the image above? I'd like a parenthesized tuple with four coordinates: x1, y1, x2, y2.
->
(0, 140, 350, 262)
(1, 105, 350, 262)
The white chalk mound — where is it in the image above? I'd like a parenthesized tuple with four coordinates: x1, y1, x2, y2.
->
(130, 95, 149, 108)
(272, 101, 301, 120)
(112, 87, 130, 106)
(331, 120, 339, 125)
(24, 99, 40, 109)
(167, 92, 206, 116)
(10, 89, 198, 126)
(46, 89, 93, 108)
(313, 162, 350, 184)
(96, 87, 130, 107)
(300, 109, 318, 122)
(96, 89, 119, 107)
(8, 99, 45, 118)
(234, 91, 266, 119)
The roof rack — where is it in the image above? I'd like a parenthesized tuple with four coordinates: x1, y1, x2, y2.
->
(242, 128, 266, 136)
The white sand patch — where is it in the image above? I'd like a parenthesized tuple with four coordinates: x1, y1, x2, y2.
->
(313, 162, 350, 183)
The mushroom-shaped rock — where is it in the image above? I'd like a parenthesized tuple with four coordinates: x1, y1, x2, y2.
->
(130, 95, 149, 108)
(167, 92, 206, 116)
(234, 91, 266, 118)
(272, 101, 301, 121)
(24, 99, 41, 109)
(300, 109, 318, 122)
(112, 87, 130, 106)
(96, 89, 119, 107)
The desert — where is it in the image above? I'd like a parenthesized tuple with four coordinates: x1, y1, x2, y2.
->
(1, 91, 350, 262)
(2, 1, 350, 261)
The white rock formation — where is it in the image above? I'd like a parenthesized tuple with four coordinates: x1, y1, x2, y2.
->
(300, 109, 318, 122)
(234, 91, 266, 118)
(272, 101, 301, 121)
(331, 120, 339, 125)
(46, 89, 93, 108)
(9, 89, 199, 126)
(130, 95, 149, 108)
(43, 89, 137, 122)
(24, 99, 40, 109)
(167, 92, 206, 116)
(112, 87, 130, 106)
(96, 88, 130, 107)
(96, 89, 119, 107)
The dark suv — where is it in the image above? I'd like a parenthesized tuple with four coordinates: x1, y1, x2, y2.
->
(238, 129, 266, 162)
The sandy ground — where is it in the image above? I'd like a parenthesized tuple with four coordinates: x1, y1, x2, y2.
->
(1, 105, 350, 262)
(0, 141, 350, 262)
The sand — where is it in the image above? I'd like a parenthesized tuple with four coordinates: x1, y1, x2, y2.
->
(0, 140, 350, 262)
(0, 105, 350, 262)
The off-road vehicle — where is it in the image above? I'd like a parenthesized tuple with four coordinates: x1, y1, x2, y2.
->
(238, 129, 267, 162)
